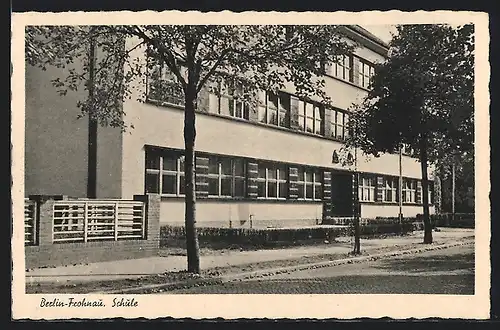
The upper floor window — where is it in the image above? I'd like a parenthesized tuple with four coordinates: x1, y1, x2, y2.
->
(402, 179, 417, 203)
(358, 176, 376, 202)
(145, 151, 185, 196)
(297, 99, 324, 135)
(297, 167, 323, 201)
(209, 80, 250, 120)
(359, 61, 375, 89)
(205, 156, 246, 197)
(256, 163, 288, 199)
(147, 61, 185, 107)
(325, 54, 353, 82)
(330, 109, 349, 140)
(258, 91, 290, 128)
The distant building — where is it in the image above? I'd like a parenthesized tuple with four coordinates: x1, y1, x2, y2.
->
(24, 25, 435, 228)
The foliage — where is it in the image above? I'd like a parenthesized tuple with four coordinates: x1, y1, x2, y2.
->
(341, 24, 474, 244)
(343, 24, 474, 161)
(25, 25, 356, 127)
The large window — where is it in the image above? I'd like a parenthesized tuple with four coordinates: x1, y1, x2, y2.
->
(258, 91, 290, 127)
(256, 163, 288, 199)
(358, 60, 375, 89)
(330, 109, 349, 140)
(297, 99, 324, 135)
(326, 54, 353, 82)
(402, 179, 417, 203)
(205, 156, 246, 197)
(209, 80, 250, 120)
(145, 151, 185, 196)
(382, 177, 398, 202)
(358, 176, 376, 202)
(297, 167, 323, 200)
(147, 61, 185, 107)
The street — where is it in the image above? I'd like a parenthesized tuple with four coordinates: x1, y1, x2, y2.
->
(170, 243, 474, 294)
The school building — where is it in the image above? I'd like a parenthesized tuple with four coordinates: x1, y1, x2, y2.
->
(24, 25, 435, 229)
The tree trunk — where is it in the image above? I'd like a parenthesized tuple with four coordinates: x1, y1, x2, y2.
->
(87, 29, 97, 199)
(184, 84, 200, 274)
(451, 160, 456, 224)
(419, 134, 433, 244)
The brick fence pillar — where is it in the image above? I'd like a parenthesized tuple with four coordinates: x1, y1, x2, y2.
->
(28, 195, 67, 246)
(134, 194, 161, 249)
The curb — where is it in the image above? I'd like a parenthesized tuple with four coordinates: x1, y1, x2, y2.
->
(223, 238, 474, 282)
(104, 237, 474, 294)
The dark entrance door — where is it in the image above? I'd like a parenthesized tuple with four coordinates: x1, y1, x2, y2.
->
(331, 172, 353, 217)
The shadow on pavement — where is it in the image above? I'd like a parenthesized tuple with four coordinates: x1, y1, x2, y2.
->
(373, 250, 475, 274)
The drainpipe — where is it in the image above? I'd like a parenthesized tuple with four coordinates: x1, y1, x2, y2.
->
(87, 28, 97, 199)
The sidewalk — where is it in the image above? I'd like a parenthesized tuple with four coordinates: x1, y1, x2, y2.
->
(25, 228, 474, 286)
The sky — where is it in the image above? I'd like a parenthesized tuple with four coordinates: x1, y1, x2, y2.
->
(360, 25, 398, 44)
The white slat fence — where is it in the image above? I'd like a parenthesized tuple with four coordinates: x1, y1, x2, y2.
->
(24, 198, 37, 245)
(52, 200, 146, 243)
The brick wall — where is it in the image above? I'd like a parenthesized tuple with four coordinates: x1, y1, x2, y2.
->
(24, 194, 161, 269)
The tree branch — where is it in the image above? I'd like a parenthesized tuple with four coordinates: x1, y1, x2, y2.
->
(196, 48, 231, 93)
(125, 25, 187, 90)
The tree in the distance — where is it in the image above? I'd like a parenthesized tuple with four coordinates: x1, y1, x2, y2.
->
(26, 25, 355, 273)
(343, 24, 474, 244)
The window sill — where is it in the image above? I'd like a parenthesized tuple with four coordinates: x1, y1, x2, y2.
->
(323, 74, 371, 92)
(147, 97, 185, 111)
(359, 201, 435, 207)
(157, 195, 323, 203)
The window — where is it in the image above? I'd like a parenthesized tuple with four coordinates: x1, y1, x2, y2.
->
(297, 99, 324, 135)
(147, 60, 185, 106)
(205, 156, 246, 197)
(145, 151, 185, 196)
(256, 163, 288, 199)
(358, 176, 375, 202)
(382, 177, 398, 202)
(402, 179, 417, 203)
(330, 110, 349, 140)
(297, 168, 323, 200)
(210, 80, 250, 120)
(358, 61, 375, 89)
(258, 91, 290, 127)
(326, 54, 353, 82)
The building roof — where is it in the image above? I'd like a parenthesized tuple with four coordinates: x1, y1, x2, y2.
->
(339, 25, 390, 57)
(348, 25, 391, 49)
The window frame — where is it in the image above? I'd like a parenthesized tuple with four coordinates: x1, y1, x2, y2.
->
(325, 54, 353, 82)
(358, 60, 376, 89)
(382, 177, 398, 203)
(297, 167, 323, 201)
(297, 99, 324, 135)
(256, 163, 288, 200)
(402, 179, 417, 203)
(206, 156, 247, 198)
(258, 91, 290, 128)
(330, 109, 349, 140)
(146, 58, 185, 107)
(145, 152, 185, 197)
(210, 79, 250, 120)
(358, 175, 376, 202)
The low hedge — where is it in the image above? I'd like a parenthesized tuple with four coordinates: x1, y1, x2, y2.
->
(430, 213, 475, 228)
(160, 222, 423, 248)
